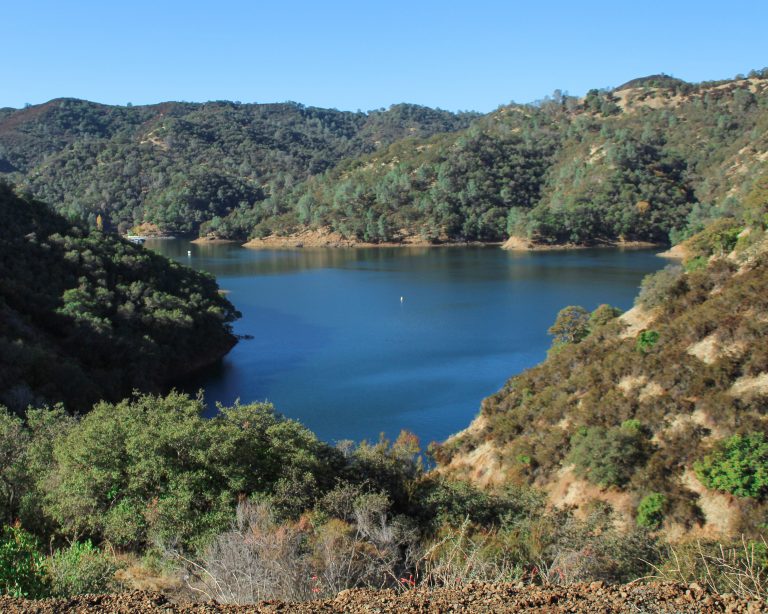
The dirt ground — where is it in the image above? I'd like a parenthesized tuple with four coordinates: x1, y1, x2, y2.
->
(2, 581, 765, 613)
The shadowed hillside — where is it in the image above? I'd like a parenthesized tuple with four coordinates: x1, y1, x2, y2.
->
(0, 182, 239, 412)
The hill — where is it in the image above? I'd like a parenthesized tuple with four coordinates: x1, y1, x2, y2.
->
(239, 71, 768, 246)
(435, 198, 768, 538)
(0, 100, 478, 235)
(3, 72, 768, 246)
(0, 182, 238, 413)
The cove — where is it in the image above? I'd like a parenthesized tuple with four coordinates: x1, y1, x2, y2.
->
(146, 240, 667, 446)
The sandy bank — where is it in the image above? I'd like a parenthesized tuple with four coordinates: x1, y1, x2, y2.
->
(191, 237, 240, 245)
(502, 235, 664, 251)
(242, 228, 499, 249)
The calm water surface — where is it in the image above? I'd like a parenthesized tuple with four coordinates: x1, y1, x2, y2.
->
(146, 240, 666, 446)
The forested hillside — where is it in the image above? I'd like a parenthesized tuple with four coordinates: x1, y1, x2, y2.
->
(3, 72, 768, 246)
(242, 71, 768, 245)
(0, 182, 238, 413)
(436, 186, 768, 537)
(0, 100, 477, 234)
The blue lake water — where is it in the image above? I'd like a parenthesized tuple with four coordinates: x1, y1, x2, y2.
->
(146, 240, 666, 446)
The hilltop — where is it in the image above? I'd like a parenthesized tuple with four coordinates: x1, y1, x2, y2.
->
(252, 71, 768, 246)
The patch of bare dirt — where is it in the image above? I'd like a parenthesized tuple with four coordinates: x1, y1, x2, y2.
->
(682, 470, 740, 536)
(730, 373, 768, 400)
(3, 582, 764, 612)
(618, 305, 659, 339)
(501, 237, 661, 252)
(501, 235, 535, 250)
(617, 375, 647, 395)
(545, 466, 634, 528)
(657, 243, 689, 259)
(437, 440, 506, 488)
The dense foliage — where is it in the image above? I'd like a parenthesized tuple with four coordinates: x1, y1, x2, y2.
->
(3, 73, 767, 244)
(0, 391, 660, 599)
(0, 525, 48, 598)
(220, 73, 768, 244)
(636, 493, 666, 529)
(568, 420, 651, 487)
(0, 99, 477, 235)
(0, 183, 238, 413)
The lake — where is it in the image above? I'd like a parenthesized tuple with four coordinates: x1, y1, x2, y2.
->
(146, 240, 666, 446)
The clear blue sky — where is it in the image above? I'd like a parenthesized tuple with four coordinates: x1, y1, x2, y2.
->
(4, 0, 767, 112)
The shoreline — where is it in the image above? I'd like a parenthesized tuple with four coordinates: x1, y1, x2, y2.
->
(190, 237, 240, 245)
(242, 236, 666, 252)
(502, 235, 665, 252)
(152, 230, 668, 254)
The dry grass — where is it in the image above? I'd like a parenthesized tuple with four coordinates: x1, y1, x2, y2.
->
(646, 536, 768, 601)
(414, 519, 522, 589)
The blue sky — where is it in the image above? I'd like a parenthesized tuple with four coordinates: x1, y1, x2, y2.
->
(4, 0, 767, 112)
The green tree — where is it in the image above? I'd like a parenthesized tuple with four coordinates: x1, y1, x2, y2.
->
(589, 304, 622, 329)
(548, 305, 590, 346)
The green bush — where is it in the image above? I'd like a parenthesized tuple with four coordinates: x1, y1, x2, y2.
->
(636, 493, 666, 529)
(636, 330, 660, 353)
(684, 255, 708, 273)
(694, 432, 768, 499)
(44, 392, 342, 551)
(686, 219, 742, 257)
(46, 541, 118, 597)
(568, 422, 651, 488)
(0, 525, 48, 598)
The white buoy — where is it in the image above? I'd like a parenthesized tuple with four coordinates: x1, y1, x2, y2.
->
(400, 296, 404, 303)
(187, 250, 192, 257)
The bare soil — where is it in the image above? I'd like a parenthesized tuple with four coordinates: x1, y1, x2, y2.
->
(2, 582, 765, 613)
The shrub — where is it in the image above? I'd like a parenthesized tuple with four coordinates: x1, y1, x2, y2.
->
(652, 537, 768, 600)
(568, 422, 651, 488)
(684, 255, 708, 273)
(686, 219, 742, 257)
(588, 304, 622, 329)
(533, 505, 658, 585)
(0, 525, 48, 598)
(694, 433, 768, 499)
(636, 493, 666, 529)
(173, 499, 416, 604)
(46, 541, 118, 597)
(636, 330, 660, 353)
(636, 265, 685, 309)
